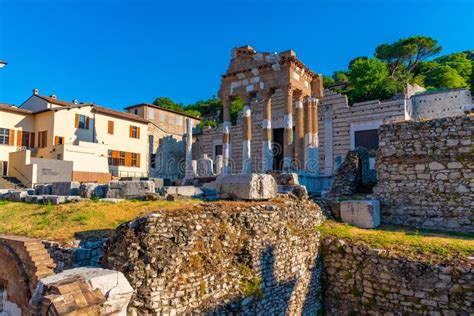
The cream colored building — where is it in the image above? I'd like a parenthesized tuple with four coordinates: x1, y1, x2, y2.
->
(0, 90, 149, 185)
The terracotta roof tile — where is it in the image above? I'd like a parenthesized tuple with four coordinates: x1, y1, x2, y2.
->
(0, 103, 32, 114)
(125, 103, 201, 120)
(92, 105, 148, 124)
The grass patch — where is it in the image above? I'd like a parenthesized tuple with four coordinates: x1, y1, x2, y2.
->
(318, 220, 474, 264)
(0, 199, 199, 241)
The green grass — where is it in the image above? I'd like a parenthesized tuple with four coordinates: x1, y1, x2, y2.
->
(0, 199, 199, 241)
(318, 220, 474, 264)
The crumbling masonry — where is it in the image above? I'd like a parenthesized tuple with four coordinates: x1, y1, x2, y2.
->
(198, 45, 323, 174)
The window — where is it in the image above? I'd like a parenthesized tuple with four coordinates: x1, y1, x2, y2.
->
(129, 126, 140, 139)
(119, 151, 125, 166)
(354, 129, 379, 156)
(176, 117, 182, 126)
(75, 114, 89, 129)
(38, 131, 48, 148)
(148, 110, 154, 120)
(21, 132, 30, 147)
(134, 109, 138, 115)
(160, 113, 165, 122)
(0, 128, 10, 145)
(168, 117, 174, 125)
(108, 121, 114, 134)
(54, 136, 64, 145)
(108, 150, 113, 165)
(131, 153, 138, 167)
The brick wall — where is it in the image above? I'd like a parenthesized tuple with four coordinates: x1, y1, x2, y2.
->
(374, 115, 473, 233)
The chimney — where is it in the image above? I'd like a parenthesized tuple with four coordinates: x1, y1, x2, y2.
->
(72, 99, 78, 105)
(33, 88, 39, 95)
(50, 94, 57, 99)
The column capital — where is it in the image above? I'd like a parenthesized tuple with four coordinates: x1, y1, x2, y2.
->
(282, 84, 295, 95)
(262, 89, 273, 99)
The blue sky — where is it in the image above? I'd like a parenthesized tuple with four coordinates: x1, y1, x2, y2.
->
(0, 0, 473, 110)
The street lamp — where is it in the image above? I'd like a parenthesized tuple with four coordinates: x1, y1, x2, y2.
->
(0, 61, 7, 68)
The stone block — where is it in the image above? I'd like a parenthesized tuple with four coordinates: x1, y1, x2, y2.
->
(106, 181, 155, 199)
(164, 186, 204, 198)
(35, 267, 134, 316)
(340, 200, 380, 228)
(35, 184, 52, 195)
(100, 198, 124, 203)
(79, 183, 108, 199)
(276, 173, 299, 185)
(51, 182, 80, 196)
(9, 190, 28, 202)
(212, 173, 276, 200)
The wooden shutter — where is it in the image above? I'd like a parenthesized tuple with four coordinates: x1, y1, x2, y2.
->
(108, 121, 114, 134)
(136, 153, 140, 167)
(30, 132, 35, 148)
(137, 127, 140, 139)
(125, 152, 132, 167)
(16, 131, 23, 146)
(75, 114, 79, 128)
(85, 117, 90, 129)
(9, 130, 15, 146)
(129, 126, 133, 138)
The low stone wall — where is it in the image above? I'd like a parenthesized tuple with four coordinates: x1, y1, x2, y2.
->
(322, 236, 473, 315)
(102, 199, 325, 315)
(374, 115, 473, 232)
(43, 238, 107, 272)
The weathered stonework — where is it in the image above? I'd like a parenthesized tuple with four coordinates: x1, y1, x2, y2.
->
(374, 115, 473, 233)
(102, 199, 325, 315)
(322, 236, 473, 315)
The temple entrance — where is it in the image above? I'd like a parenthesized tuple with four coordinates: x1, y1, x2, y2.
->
(272, 128, 284, 171)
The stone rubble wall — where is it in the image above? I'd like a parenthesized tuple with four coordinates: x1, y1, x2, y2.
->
(374, 115, 473, 232)
(102, 199, 325, 315)
(322, 236, 473, 315)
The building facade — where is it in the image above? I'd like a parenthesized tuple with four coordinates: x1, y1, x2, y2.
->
(125, 103, 200, 180)
(197, 45, 323, 175)
(0, 90, 148, 186)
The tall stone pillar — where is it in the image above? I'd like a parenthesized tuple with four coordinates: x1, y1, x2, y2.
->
(294, 94, 304, 170)
(304, 96, 313, 170)
(261, 90, 273, 172)
(242, 105, 252, 173)
(311, 98, 319, 147)
(283, 86, 294, 171)
(222, 97, 232, 174)
(184, 118, 195, 179)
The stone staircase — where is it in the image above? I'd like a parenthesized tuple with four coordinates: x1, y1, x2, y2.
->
(0, 176, 25, 189)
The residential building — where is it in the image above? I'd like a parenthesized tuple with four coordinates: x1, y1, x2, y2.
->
(125, 103, 200, 180)
(0, 90, 149, 186)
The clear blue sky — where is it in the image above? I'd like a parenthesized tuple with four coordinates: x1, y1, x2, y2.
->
(1, 0, 473, 110)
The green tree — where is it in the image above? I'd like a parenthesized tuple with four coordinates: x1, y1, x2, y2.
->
(323, 75, 335, 88)
(184, 109, 201, 118)
(423, 65, 467, 89)
(332, 70, 349, 83)
(348, 58, 399, 103)
(230, 96, 244, 125)
(375, 36, 442, 82)
(435, 52, 472, 81)
(153, 96, 184, 113)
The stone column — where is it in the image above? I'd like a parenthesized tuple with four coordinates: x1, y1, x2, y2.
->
(283, 85, 294, 171)
(311, 98, 319, 147)
(304, 96, 313, 170)
(294, 94, 304, 170)
(222, 97, 231, 174)
(242, 105, 252, 173)
(261, 89, 273, 172)
(184, 118, 195, 179)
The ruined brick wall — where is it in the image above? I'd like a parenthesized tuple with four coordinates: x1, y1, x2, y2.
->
(322, 237, 473, 315)
(374, 115, 473, 233)
(102, 199, 324, 315)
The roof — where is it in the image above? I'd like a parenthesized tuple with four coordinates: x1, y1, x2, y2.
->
(0, 103, 32, 114)
(35, 94, 78, 107)
(124, 103, 201, 120)
(92, 105, 148, 124)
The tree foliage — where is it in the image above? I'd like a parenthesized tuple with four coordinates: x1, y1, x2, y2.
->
(375, 36, 442, 81)
(153, 96, 185, 113)
(423, 65, 467, 89)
